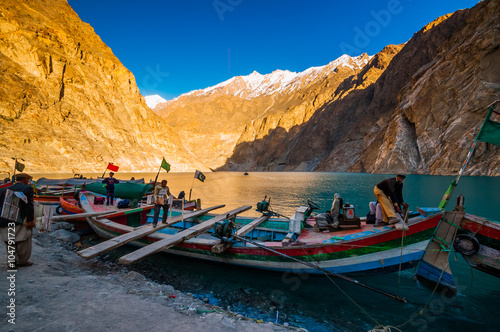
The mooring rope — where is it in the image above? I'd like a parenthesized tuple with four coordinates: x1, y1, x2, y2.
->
(396, 229, 406, 298)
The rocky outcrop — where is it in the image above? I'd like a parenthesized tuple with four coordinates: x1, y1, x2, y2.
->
(349, 0, 500, 176)
(157, 0, 499, 176)
(0, 0, 208, 173)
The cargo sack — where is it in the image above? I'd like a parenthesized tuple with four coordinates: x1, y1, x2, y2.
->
(366, 212, 376, 224)
(117, 199, 130, 209)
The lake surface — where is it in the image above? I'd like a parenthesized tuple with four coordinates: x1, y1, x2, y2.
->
(41, 171, 500, 331)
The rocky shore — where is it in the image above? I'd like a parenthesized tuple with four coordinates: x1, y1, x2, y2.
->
(0, 225, 301, 332)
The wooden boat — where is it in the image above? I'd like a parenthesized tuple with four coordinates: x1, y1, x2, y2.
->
(34, 189, 75, 204)
(57, 196, 91, 230)
(79, 192, 444, 276)
(416, 199, 500, 291)
(57, 193, 198, 230)
(455, 213, 500, 277)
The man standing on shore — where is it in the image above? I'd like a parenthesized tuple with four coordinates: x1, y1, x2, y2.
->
(373, 174, 409, 226)
(102, 172, 119, 206)
(0, 173, 35, 268)
(152, 180, 172, 228)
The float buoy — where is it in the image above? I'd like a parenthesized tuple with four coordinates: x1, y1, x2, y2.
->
(454, 233, 480, 256)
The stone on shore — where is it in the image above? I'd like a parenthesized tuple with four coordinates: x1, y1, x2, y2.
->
(49, 229, 81, 242)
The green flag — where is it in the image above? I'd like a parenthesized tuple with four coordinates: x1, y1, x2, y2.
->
(194, 170, 205, 182)
(15, 160, 25, 172)
(161, 158, 170, 172)
(477, 114, 500, 146)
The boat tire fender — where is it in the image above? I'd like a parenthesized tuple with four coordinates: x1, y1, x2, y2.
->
(55, 205, 63, 215)
(454, 233, 480, 256)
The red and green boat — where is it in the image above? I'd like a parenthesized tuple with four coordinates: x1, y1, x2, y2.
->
(80, 192, 444, 276)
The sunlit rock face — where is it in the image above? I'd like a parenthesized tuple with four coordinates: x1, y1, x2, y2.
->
(0, 0, 208, 173)
(2, 0, 498, 176)
(157, 0, 499, 176)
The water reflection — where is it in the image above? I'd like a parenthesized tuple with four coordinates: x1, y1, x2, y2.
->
(40, 171, 500, 330)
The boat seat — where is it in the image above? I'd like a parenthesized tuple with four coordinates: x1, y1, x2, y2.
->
(314, 213, 338, 232)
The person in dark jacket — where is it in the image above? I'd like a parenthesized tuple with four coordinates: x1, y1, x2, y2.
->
(373, 174, 409, 225)
(102, 172, 119, 206)
(0, 173, 35, 268)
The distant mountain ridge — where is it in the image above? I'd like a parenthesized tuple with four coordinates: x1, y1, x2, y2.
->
(153, 53, 375, 169)
(1, 0, 498, 176)
(181, 54, 372, 100)
(154, 0, 499, 175)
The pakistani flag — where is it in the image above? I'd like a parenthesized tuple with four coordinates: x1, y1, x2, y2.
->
(477, 106, 500, 146)
(438, 103, 500, 209)
(15, 160, 25, 172)
(161, 158, 170, 172)
(194, 170, 205, 182)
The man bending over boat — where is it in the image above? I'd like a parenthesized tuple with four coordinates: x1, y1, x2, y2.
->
(373, 174, 409, 226)
(153, 180, 173, 228)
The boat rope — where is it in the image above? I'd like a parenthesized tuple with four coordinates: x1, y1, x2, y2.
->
(396, 230, 406, 297)
(391, 215, 465, 331)
(238, 236, 387, 327)
(234, 235, 408, 306)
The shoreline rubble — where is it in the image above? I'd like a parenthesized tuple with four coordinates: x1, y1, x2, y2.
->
(0, 226, 303, 331)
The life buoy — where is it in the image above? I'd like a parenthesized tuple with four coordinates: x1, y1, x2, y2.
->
(55, 205, 63, 215)
(454, 233, 480, 256)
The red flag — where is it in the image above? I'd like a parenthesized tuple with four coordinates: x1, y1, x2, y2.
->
(107, 163, 119, 172)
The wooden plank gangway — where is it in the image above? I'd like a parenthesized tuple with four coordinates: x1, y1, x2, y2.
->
(211, 215, 269, 253)
(118, 205, 252, 265)
(415, 210, 465, 290)
(51, 210, 118, 221)
(77, 205, 225, 260)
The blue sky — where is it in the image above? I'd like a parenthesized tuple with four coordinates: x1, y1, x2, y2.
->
(69, 0, 481, 100)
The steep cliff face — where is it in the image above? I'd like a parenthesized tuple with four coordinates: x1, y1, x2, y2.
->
(208, 0, 499, 175)
(349, 0, 500, 176)
(0, 0, 208, 173)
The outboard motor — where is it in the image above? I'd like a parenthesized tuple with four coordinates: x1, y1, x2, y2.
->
(213, 214, 236, 242)
(256, 196, 271, 214)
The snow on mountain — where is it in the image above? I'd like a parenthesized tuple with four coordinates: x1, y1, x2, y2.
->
(145, 94, 167, 109)
(183, 54, 372, 100)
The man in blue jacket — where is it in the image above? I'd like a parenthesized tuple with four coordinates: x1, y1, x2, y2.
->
(0, 173, 35, 268)
(102, 172, 119, 206)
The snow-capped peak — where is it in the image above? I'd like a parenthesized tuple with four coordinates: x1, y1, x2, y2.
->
(145, 94, 167, 109)
(182, 54, 372, 100)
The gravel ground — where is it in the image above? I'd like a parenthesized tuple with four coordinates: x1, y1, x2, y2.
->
(0, 226, 304, 332)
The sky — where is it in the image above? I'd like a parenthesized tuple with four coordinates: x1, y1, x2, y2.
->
(69, 0, 481, 100)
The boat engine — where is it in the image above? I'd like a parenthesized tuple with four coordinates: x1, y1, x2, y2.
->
(213, 214, 236, 241)
(256, 196, 271, 214)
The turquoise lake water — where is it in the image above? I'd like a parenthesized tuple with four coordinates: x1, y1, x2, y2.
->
(41, 171, 500, 331)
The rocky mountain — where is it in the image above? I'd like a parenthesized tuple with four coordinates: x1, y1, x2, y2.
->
(1, 0, 498, 177)
(154, 53, 374, 169)
(0, 0, 209, 174)
(155, 0, 500, 176)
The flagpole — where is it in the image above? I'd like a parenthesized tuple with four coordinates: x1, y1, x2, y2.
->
(439, 101, 499, 209)
(189, 175, 195, 201)
(12, 157, 17, 180)
(101, 164, 108, 178)
(154, 164, 162, 185)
